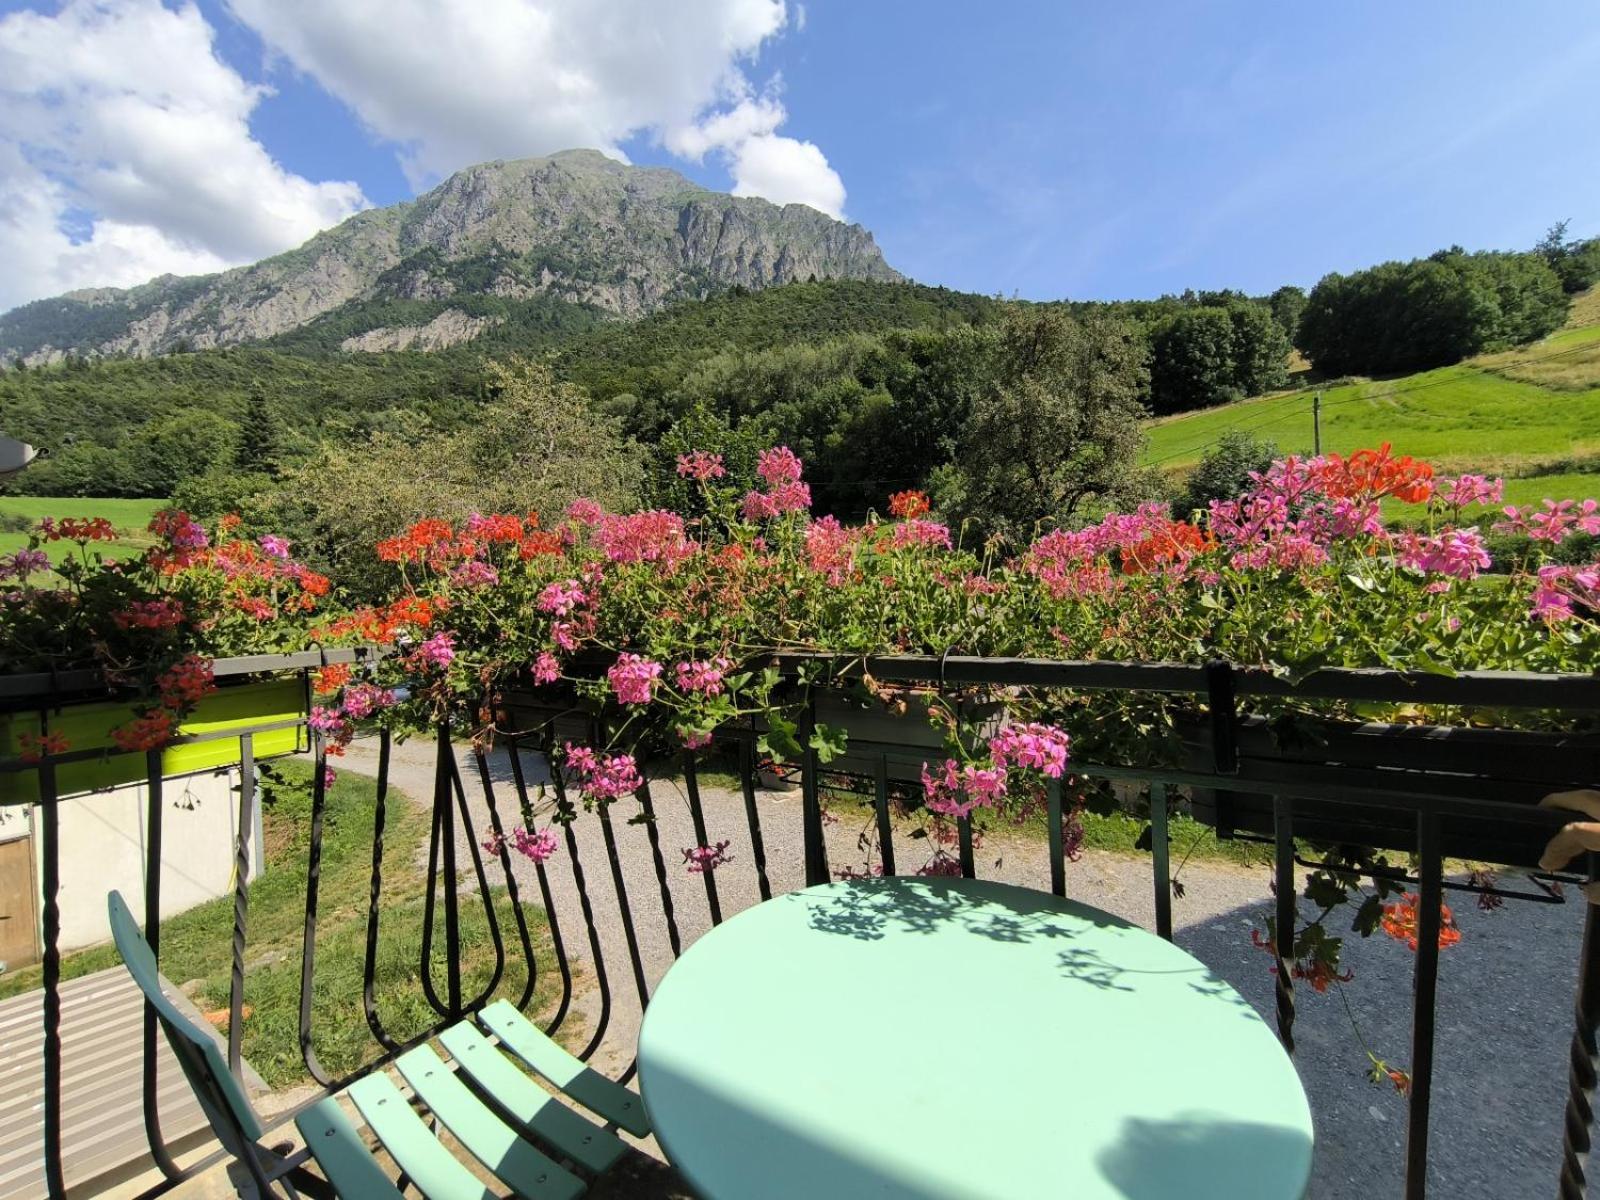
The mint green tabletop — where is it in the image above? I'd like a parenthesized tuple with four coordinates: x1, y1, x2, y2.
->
(637, 877, 1313, 1200)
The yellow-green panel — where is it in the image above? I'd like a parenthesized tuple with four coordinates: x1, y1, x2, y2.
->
(0, 677, 308, 802)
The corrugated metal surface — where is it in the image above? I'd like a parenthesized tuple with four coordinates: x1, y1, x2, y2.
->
(0, 966, 224, 1198)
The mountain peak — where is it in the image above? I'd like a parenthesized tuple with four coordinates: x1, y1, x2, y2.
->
(1, 152, 899, 364)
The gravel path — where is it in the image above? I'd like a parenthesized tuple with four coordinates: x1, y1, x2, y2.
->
(338, 736, 1589, 1199)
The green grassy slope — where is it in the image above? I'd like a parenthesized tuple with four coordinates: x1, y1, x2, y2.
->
(1144, 292, 1600, 506)
(0, 496, 163, 569)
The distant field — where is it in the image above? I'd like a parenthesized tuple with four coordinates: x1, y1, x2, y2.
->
(1144, 304, 1600, 507)
(0, 496, 165, 570)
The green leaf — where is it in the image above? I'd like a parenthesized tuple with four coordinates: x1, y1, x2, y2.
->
(809, 721, 849, 764)
(1411, 651, 1456, 677)
(1352, 894, 1384, 937)
(761, 713, 802, 760)
(1303, 872, 1351, 909)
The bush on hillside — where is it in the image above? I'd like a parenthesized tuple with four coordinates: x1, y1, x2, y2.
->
(264, 358, 641, 597)
(1296, 250, 1567, 376)
(1171, 431, 1280, 520)
(1268, 285, 1307, 341)
(1536, 221, 1600, 295)
(942, 308, 1149, 538)
(1148, 304, 1288, 415)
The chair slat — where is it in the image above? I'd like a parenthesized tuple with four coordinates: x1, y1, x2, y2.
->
(440, 1022, 626, 1175)
(478, 1001, 651, 1137)
(397, 1046, 585, 1200)
(295, 1097, 406, 1200)
(346, 1072, 498, 1200)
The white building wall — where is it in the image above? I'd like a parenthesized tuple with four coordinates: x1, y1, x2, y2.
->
(42, 767, 263, 951)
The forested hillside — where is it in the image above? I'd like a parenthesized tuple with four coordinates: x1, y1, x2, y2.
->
(3, 223, 1596, 592)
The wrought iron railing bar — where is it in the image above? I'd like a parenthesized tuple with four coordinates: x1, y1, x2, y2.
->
(872, 754, 896, 877)
(737, 739, 774, 900)
(682, 756, 723, 925)
(1272, 796, 1296, 1054)
(1404, 807, 1445, 1200)
(138, 749, 184, 1185)
(597, 800, 652, 1010)
(633, 778, 684, 958)
(549, 764, 613, 1062)
(37, 727, 66, 1200)
(1046, 776, 1065, 898)
(417, 727, 451, 1019)
(439, 727, 464, 1018)
(957, 815, 976, 878)
(503, 740, 572, 1036)
(295, 733, 335, 1087)
(1558, 856, 1600, 1199)
(529, 859, 569, 1031)
(468, 744, 537, 1011)
(800, 697, 829, 887)
(1151, 783, 1173, 942)
(227, 734, 255, 1077)
(361, 728, 404, 1052)
(445, 751, 508, 1012)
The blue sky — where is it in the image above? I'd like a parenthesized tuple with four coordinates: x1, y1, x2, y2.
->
(2, 1, 1598, 311)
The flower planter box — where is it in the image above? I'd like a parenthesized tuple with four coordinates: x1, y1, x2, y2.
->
(492, 684, 594, 747)
(1181, 713, 1599, 868)
(1, 677, 309, 802)
(810, 688, 1008, 783)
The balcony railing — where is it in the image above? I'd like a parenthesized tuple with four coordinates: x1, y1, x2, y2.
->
(5, 650, 1600, 1199)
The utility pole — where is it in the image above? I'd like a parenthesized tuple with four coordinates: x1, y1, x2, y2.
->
(1312, 391, 1322, 456)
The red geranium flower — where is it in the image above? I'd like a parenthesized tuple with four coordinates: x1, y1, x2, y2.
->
(888, 489, 931, 519)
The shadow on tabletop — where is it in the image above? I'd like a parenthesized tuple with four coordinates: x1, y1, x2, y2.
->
(790, 874, 1259, 1013)
(1098, 1114, 1313, 1200)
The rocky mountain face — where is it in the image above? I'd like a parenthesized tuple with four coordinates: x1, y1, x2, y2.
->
(338, 309, 504, 354)
(0, 150, 900, 364)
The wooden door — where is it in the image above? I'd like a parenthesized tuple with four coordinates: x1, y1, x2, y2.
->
(0, 833, 39, 970)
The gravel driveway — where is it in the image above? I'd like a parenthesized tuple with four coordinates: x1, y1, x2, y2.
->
(338, 735, 1589, 1199)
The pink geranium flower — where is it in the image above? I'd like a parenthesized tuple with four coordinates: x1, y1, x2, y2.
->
(676, 450, 726, 481)
(608, 653, 662, 705)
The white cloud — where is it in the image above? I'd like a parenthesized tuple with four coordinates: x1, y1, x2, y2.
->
(0, 0, 366, 312)
(731, 133, 846, 218)
(226, 0, 847, 215)
(0, 0, 848, 314)
(665, 95, 787, 161)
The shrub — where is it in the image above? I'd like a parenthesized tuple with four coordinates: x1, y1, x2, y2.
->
(1149, 304, 1288, 416)
(1171, 431, 1279, 519)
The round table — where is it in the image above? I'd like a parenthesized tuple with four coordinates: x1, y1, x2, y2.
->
(637, 876, 1312, 1200)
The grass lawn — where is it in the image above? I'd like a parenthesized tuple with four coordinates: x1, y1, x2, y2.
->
(0, 496, 166, 572)
(0, 760, 554, 1088)
(1145, 300, 1600, 507)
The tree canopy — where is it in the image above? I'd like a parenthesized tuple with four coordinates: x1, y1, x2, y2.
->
(1296, 250, 1567, 376)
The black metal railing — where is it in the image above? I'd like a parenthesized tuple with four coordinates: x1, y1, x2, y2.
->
(5, 651, 1600, 1199)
